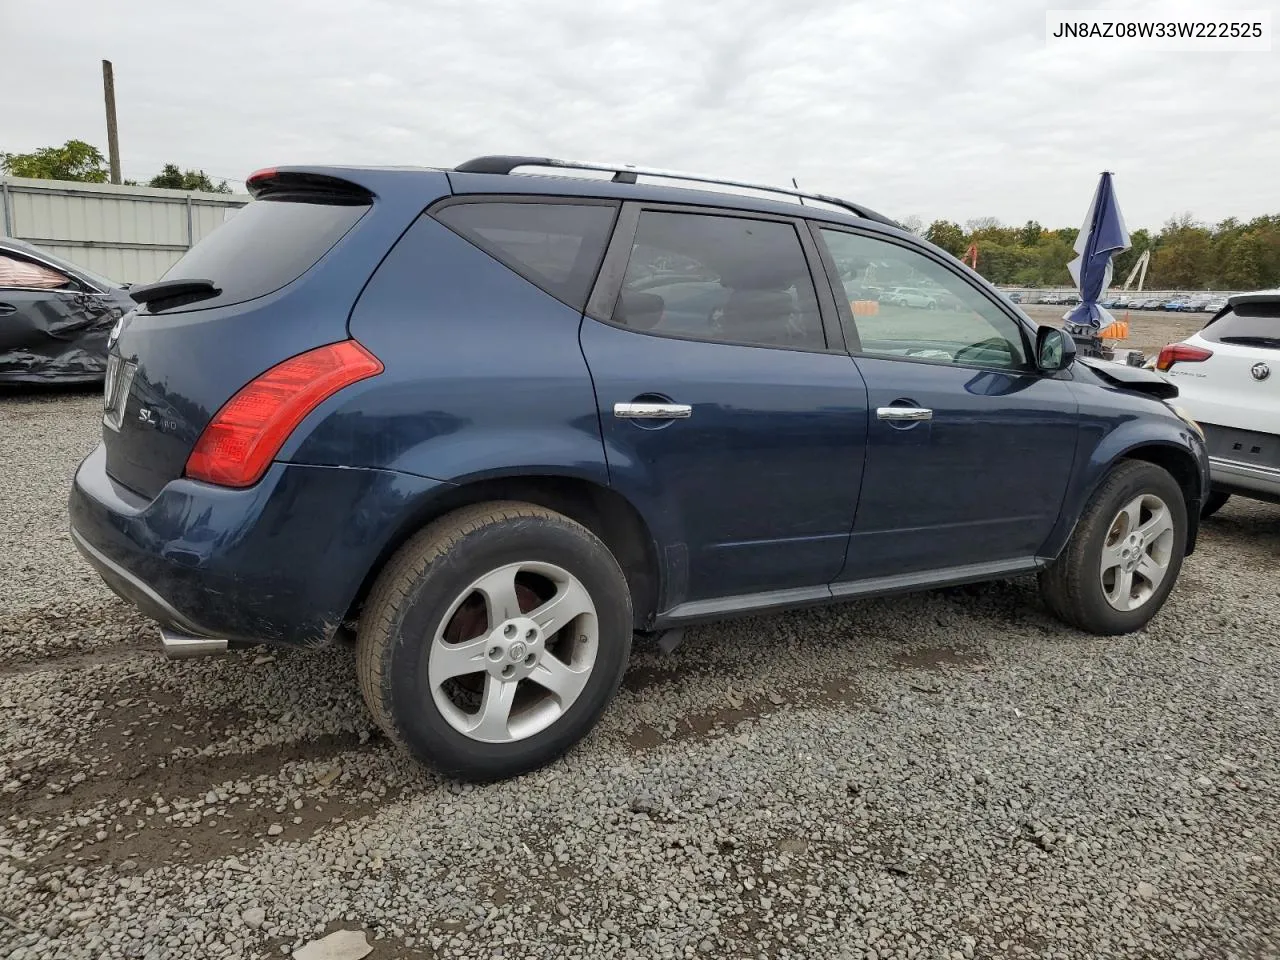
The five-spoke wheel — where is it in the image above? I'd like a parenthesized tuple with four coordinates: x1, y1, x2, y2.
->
(357, 502, 631, 781)
(1040, 460, 1188, 635)
(1098, 493, 1175, 612)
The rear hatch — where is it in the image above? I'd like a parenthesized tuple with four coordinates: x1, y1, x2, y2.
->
(1171, 296, 1280, 436)
(102, 172, 377, 499)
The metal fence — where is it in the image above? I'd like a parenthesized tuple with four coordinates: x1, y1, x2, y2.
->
(0, 176, 249, 285)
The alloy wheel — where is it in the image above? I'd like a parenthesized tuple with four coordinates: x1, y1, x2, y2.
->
(427, 561, 598, 743)
(1099, 493, 1175, 612)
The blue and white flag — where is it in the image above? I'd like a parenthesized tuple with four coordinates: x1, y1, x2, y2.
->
(1065, 172, 1130, 330)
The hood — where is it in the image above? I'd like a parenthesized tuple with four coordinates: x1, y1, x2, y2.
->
(1078, 356, 1178, 400)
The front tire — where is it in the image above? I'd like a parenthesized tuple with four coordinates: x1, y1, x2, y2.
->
(1039, 461, 1187, 635)
(357, 502, 632, 781)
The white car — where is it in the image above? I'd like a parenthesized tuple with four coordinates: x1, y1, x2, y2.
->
(1154, 290, 1280, 515)
(884, 287, 938, 309)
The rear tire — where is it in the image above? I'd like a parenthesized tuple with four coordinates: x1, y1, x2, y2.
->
(1201, 490, 1230, 519)
(357, 502, 632, 781)
(1039, 461, 1187, 635)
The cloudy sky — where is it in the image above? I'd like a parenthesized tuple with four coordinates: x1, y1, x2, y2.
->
(3, 0, 1277, 231)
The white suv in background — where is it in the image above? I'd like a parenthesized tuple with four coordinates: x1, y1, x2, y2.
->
(1155, 290, 1280, 515)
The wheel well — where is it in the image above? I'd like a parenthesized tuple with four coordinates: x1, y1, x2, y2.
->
(1120, 443, 1203, 553)
(345, 476, 660, 631)
(1120, 444, 1199, 506)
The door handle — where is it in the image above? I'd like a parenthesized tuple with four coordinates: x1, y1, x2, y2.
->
(876, 406, 932, 421)
(0, 303, 16, 316)
(614, 402, 692, 420)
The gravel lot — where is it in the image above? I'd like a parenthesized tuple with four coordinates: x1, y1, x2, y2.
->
(3, 309, 1278, 960)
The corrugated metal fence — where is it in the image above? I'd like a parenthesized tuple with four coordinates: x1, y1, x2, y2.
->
(0, 176, 249, 285)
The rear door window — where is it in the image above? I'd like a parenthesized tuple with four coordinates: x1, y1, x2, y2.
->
(153, 198, 369, 310)
(610, 210, 825, 351)
(433, 200, 618, 311)
(1201, 302, 1280, 349)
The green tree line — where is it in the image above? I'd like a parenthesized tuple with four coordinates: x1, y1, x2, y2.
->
(923, 212, 1280, 291)
(1, 139, 232, 193)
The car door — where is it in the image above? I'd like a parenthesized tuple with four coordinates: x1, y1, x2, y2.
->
(580, 203, 869, 613)
(812, 225, 1080, 583)
(0, 249, 120, 379)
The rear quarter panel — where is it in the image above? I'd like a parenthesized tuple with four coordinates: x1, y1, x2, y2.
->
(285, 214, 608, 487)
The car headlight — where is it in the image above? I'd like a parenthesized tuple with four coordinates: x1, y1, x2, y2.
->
(1169, 404, 1205, 440)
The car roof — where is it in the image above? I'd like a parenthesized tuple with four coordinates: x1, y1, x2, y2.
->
(261, 161, 908, 238)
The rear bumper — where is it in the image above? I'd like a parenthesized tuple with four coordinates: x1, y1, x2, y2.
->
(69, 443, 450, 647)
(1210, 456, 1280, 505)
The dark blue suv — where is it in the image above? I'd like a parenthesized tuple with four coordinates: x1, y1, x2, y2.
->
(69, 157, 1209, 780)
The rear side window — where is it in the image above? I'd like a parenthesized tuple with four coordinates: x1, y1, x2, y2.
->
(433, 200, 617, 311)
(611, 211, 825, 351)
(153, 198, 369, 310)
(1202, 302, 1280, 349)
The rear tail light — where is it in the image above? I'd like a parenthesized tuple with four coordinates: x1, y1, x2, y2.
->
(1155, 343, 1213, 372)
(185, 340, 382, 487)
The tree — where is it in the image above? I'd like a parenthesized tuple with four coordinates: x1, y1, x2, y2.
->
(899, 215, 923, 236)
(147, 163, 231, 193)
(1149, 216, 1212, 289)
(0, 139, 108, 182)
(965, 216, 1001, 234)
(1018, 220, 1043, 246)
(923, 220, 966, 257)
(1221, 232, 1264, 290)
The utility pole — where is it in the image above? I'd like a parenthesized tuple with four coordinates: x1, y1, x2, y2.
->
(102, 59, 121, 184)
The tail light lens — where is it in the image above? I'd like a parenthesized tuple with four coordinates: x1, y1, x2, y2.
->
(185, 340, 382, 487)
(1155, 343, 1213, 372)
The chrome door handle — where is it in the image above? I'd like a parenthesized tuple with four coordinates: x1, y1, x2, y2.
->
(876, 406, 932, 421)
(614, 402, 692, 420)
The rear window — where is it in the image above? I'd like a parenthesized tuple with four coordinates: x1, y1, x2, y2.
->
(1202, 301, 1280, 349)
(433, 200, 617, 310)
(152, 198, 369, 311)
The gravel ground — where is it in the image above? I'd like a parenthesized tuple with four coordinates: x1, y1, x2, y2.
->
(3, 321, 1278, 960)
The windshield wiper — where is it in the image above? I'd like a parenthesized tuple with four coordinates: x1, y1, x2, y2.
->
(1219, 335, 1280, 348)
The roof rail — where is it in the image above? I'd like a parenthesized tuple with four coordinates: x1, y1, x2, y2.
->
(452, 155, 898, 227)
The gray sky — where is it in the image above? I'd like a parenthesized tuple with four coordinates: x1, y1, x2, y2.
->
(3, 0, 1277, 231)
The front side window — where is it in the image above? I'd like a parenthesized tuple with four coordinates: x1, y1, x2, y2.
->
(819, 228, 1029, 369)
(0, 253, 72, 290)
(612, 211, 825, 351)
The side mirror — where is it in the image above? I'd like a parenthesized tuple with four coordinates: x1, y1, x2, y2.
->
(1036, 326, 1076, 372)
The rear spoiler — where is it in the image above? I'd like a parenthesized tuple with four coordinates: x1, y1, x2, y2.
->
(1209, 288, 1280, 325)
(246, 169, 374, 205)
(1079, 357, 1178, 400)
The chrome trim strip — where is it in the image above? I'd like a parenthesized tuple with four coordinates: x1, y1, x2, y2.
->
(1209, 455, 1280, 480)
